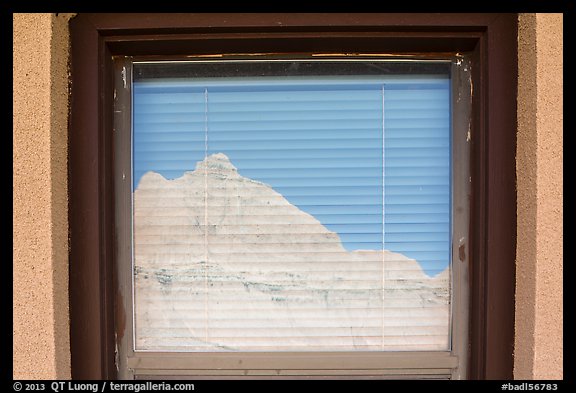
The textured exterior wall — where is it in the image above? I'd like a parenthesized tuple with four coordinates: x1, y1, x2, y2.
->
(13, 13, 73, 379)
(515, 13, 563, 380)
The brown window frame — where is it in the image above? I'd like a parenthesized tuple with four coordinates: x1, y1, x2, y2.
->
(69, 13, 518, 380)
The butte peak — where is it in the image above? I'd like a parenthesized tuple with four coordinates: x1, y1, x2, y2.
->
(195, 153, 238, 173)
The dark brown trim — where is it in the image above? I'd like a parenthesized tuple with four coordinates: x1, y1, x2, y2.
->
(69, 15, 118, 380)
(104, 33, 482, 57)
(68, 13, 517, 380)
(465, 14, 518, 380)
(72, 13, 498, 32)
(99, 37, 118, 380)
(468, 33, 488, 380)
(69, 16, 107, 380)
(480, 14, 518, 379)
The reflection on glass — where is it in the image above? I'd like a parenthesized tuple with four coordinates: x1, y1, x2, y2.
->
(132, 65, 451, 352)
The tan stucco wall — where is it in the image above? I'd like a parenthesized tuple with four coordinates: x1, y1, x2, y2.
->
(515, 13, 563, 380)
(12, 13, 563, 380)
(13, 13, 73, 379)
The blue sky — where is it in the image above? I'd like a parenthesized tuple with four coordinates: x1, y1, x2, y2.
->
(133, 76, 451, 276)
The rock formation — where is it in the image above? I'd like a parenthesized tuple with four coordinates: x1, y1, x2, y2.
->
(133, 153, 450, 351)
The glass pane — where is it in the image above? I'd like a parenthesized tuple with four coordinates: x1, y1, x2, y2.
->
(132, 61, 451, 352)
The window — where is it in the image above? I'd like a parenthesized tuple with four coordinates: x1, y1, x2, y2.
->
(69, 14, 518, 380)
(114, 58, 469, 378)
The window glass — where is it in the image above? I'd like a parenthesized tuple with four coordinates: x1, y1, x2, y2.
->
(132, 61, 451, 352)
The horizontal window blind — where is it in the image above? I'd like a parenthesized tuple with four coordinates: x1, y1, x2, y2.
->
(132, 74, 451, 352)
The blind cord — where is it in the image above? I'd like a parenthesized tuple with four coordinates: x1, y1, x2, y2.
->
(381, 84, 386, 350)
(204, 88, 209, 345)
